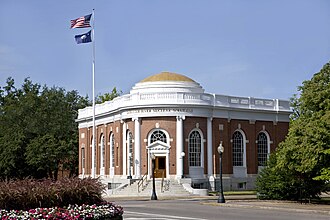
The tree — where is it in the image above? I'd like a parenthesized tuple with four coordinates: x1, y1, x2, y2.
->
(25, 87, 89, 180)
(256, 62, 330, 200)
(95, 87, 122, 104)
(0, 78, 89, 180)
(0, 78, 42, 178)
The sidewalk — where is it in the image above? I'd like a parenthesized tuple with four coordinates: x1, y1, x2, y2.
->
(202, 195, 330, 215)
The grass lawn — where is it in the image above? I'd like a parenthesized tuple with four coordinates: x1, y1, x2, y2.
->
(209, 191, 256, 196)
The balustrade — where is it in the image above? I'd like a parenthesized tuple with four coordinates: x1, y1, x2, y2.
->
(77, 91, 290, 120)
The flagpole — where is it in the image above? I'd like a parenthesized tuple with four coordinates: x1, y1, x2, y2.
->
(91, 9, 96, 178)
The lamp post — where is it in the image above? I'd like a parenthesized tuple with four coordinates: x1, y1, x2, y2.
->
(151, 153, 158, 200)
(127, 152, 132, 179)
(217, 141, 225, 203)
(180, 152, 185, 178)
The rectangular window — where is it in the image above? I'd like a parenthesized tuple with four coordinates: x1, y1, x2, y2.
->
(238, 182, 246, 189)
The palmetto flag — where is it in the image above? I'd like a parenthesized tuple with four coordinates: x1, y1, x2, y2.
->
(70, 14, 92, 29)
(75, 30, 92, 44)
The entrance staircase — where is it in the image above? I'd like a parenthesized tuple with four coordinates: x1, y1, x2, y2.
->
(108, 179, 192, 198)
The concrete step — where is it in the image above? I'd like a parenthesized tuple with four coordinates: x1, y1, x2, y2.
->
(110, 179, 191, 197)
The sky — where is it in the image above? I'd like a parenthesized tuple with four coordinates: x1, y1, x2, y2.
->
(1, 0, 329, 100)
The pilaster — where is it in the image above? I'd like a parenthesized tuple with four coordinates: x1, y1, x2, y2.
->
(133, 118, 141, 178)
(176, 115, 185, 179)
(122, 121, 127, 176)
(207, 117, 213, 177)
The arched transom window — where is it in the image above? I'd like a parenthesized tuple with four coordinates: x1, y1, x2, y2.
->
(257, 132, 268, 166)
(232, 131, 244, 167)
(150, 130, 167, 144)
(189, 130, 202, 167)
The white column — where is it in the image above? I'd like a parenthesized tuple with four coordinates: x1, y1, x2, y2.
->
(134, 118, 141, 178)
(122, 121, 127, 177)
(166, 151, 170, 178)
(147, 149, 150, 178)
(176, 116, 184, 179)
(207, 117, 213, 177)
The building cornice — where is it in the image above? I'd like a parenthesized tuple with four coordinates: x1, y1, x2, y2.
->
(76, 90, 291, 128)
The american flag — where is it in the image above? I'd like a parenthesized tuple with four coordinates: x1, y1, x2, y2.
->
(70, 14, 92, 29)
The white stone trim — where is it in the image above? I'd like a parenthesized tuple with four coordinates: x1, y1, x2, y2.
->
(77, 89, 291, 123)
(207, 117, 213, 177)
(134, 118, 141, 178)
(122, 121, 127, 176)
(176, 116, 184, 179)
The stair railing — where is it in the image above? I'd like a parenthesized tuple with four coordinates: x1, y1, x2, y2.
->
(160, 170, 170, 192)
(137, 172, 148, 193)
(161, 170, 165, 192)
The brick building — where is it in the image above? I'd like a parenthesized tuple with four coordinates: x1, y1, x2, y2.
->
(76, 72, 290, 190)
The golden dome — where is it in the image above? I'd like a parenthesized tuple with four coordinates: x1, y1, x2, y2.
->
(140, 72, 195, 83)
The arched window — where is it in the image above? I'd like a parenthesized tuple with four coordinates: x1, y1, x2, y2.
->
(110, 133, 115, 167)
(100, 134, 105, 172)
(257, 132, 269, 166)
(150, 130, 167, 144)
(232, 131, 244, 167)
(189, 130, 202, 167)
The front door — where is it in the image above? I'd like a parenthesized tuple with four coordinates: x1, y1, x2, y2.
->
(154, 156, 166, 178)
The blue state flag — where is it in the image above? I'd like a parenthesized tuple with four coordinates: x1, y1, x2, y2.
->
(75, 30, 92, 44)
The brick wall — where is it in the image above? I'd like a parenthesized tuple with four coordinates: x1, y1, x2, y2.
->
(140, 117, 176, 175)
(78, 117, 289, 177)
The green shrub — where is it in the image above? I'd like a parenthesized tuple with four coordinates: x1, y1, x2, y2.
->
(256, 153, 323, 201)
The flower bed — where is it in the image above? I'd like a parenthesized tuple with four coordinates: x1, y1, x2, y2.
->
(0, 202, 123, 219)
(0, 178, 123, 219)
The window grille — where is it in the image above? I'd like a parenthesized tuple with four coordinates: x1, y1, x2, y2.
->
(110, 133, 115, 167)
(100, 135, 105, 169)
(257, 132, 268, 166)
(232, 131, 244, 166)
(150, 130, 167, 144)
(189, 130, 201, 167)
(128, 131, 133, 166)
